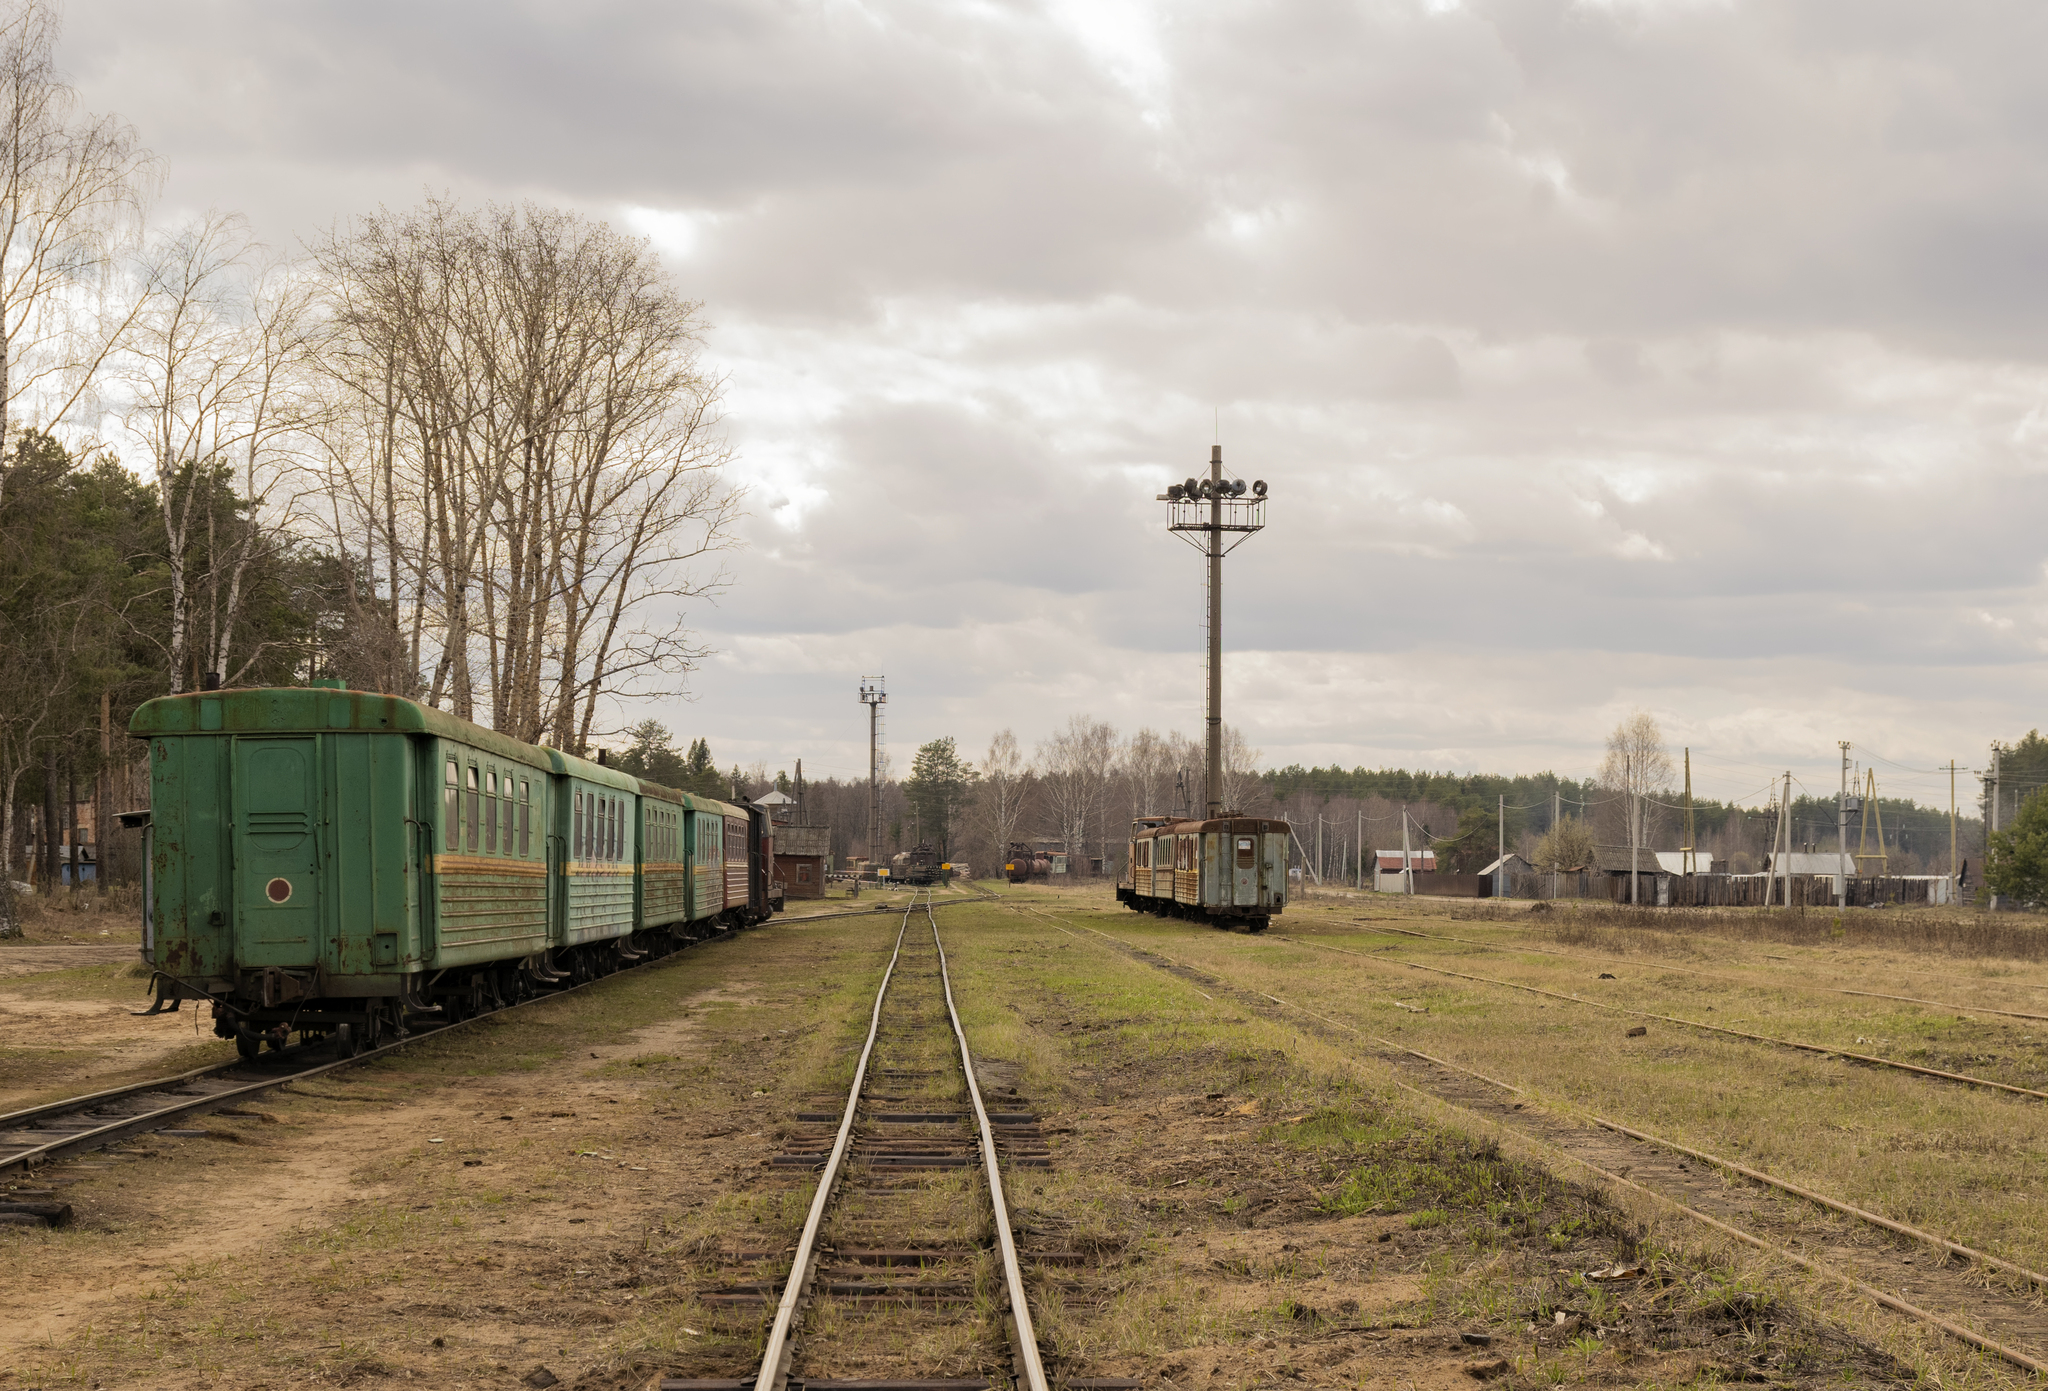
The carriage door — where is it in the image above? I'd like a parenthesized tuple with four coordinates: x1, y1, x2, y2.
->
(232, 737, 321, 968)
(1232, 827, 1258, 905)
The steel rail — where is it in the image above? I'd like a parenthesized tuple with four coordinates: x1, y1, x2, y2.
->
(1013, 905, 2048, 1375)
(1351, 920, 2048, 1023)
(1, 925, 753, 1176)
(772, 895, 1000, 928)
(929, 894, 1051, 1391)
(0, 1057, 267, 1135)
(752, 894, 916, 1391)
(1296, 933, 2048, 1102)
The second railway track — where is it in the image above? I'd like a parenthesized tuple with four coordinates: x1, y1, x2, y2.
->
(1014, 902, 2048, 1378)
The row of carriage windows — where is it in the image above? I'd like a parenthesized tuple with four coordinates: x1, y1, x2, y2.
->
(575, 791, 626, 864)
(649, 805, 680, 862)
(445, 760, 531, 856)
(439, 755, 707, 868)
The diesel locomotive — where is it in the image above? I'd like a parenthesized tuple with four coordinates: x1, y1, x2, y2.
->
(128, 682, 777, 1058)
(1116, 813, 1290, 932)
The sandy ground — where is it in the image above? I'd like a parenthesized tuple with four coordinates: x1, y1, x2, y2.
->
(0, 945, 229, 1112)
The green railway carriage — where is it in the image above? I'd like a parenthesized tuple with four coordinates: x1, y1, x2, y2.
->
(129, 683, 778, 1057)
(639, 783, 691, 930)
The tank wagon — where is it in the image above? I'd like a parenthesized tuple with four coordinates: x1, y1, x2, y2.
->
(129, 683, 777, 1058)
(1116, 813, 1289, 932)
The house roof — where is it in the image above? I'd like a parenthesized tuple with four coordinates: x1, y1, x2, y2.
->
(775, 824, 830, 857)
(1373, 849, 1437, 870)
(1479, 853, 1534, 875)
(756, 790, 796, 806)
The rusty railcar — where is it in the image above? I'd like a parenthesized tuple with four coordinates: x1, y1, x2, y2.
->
(1117, 813, 1289, 932)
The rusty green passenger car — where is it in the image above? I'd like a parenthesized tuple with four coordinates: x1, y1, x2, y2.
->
(130, 683, 777, 1057)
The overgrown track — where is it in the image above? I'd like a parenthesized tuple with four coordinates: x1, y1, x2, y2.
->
(731, 890, 1053, 1391)
(1016, 903, 2048, 1378)
(0, 922, 756, 1179)
(1302, 931, 2048, 1101)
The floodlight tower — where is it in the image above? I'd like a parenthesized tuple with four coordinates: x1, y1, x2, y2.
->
(1159, 446, 1269, 816)
(858, 676, 886, 871)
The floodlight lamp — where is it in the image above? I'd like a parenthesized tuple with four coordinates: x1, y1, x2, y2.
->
(1165, 484, 1184, 501)
(1230, 479, 1246, 497)
(1252, 479, 1268, 497)
(1184, 476, 1200, 496)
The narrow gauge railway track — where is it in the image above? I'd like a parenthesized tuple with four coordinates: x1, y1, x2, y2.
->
(1292, 932, 2048, 1102)
(1013, 904, 2048, 1377)
(0, 925, 753, 1180)
(672, 892, 1093, 1391)
(1355, 920, 2048, 1024)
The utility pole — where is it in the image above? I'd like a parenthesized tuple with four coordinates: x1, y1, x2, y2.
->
(1772, 771, 1793, 908)
(1401, 807, 1413, 895)
(858, 676, 886, 879)
(1681, 749, 1697, 877)
(1552, 788, 1560, 900)
(1950, 759, 1959, 907)
(1159, 446, 1268, 817)
(1990, 746, 2002, 911)
(1837, 741, 1850, 907)
(1497, 793, 1505, 899)
(1316, 814, 1323, 887)
(1356, 808, 1363, 889)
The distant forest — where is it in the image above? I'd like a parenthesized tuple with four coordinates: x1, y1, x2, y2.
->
(612, 718, 2033, 885)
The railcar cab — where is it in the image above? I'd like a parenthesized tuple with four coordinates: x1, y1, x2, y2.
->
(1117, 812, 1288, 932)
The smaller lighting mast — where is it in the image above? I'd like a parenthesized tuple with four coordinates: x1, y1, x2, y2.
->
(858, 676, 886, 872)
(1158, 446, 1269, 816)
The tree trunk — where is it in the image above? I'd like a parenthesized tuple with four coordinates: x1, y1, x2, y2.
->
(40, 745, 57, 892)
(64, 757, 76, 889)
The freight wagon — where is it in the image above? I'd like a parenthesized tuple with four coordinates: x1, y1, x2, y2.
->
(1116, 813, 1289, 932)
(128, 683, 776, 1057)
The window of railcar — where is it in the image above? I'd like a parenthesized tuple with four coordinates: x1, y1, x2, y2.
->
(485, 770, 498, 853)
(573, 792, 585, 862)
(608, 797, 619, 861)
(519, 780, 531, 856)
(502, 776, 514, 854)
(465, 765, 480, 851)
(1235, 836, 1254, 869)
(443, 759, 459, 852)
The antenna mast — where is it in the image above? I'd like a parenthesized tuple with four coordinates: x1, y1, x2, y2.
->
(1159, 446, 1269, 816)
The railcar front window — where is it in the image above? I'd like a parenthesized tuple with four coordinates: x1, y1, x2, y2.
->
(1236, 836, 1254, 868)
(465, 766, 480, 852)
(444, 759, 458, 852)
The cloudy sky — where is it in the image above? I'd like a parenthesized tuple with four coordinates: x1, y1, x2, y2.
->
(61, 0, 2048, 807)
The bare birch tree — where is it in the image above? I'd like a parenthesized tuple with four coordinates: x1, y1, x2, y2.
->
(976, 728, 1030, 874)
(1598, 709, 1674, 903)
(311, 199, 737, 748)
(115, 214, 321, 690)
(1037, 715, 1116, 873)
(0, 0, 153, 499)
